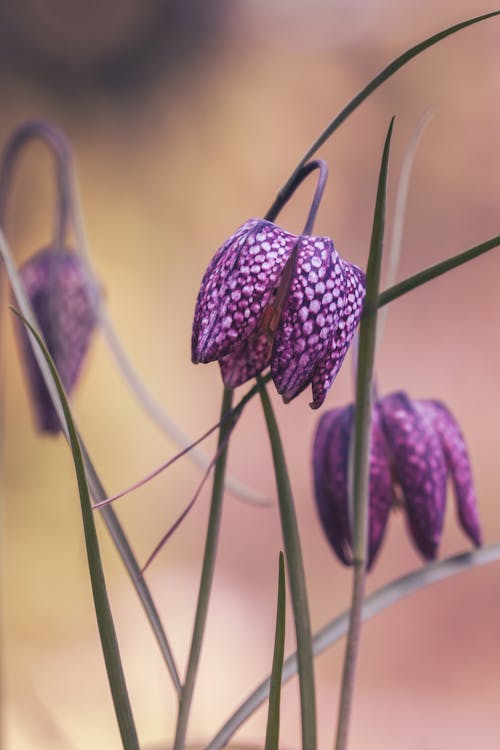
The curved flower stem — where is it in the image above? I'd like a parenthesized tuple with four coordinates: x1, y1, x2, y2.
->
(264, 158, 328, 231)
(266, 11, 500, 221)
(335, 118, 393, 750)
(172, 386, 234, 750)
(0, 119, 71, 248)
(378, 235, 500, 308)
(257, 376, 316, 750)
(203, 543, 500, 750)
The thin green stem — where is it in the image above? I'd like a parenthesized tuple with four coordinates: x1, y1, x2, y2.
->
(258, 377, 316, 750)
(378, 236, 500, 308)
(266, 11, 500, 220)
(335, 118, 394, 750)
(204, 543, 500, 750)
(173, 386, 234, 750)
(264, 551, 286, 750)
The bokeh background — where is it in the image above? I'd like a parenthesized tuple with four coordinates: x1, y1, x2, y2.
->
(1, 1, 500, 748)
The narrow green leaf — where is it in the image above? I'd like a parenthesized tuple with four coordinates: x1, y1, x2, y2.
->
(258, 377, 316, 750)
(335, 117, 394, 750)
(172, 386, 234, 750)
(267, 11, 500, 219)
(264, 552, 286, 750)
(351, 116, 394, 559)
(11, 309, 139, 750)
(204, 543, 500, 750)
(0, 228, 181, 693)
(378, 236, 500, 307)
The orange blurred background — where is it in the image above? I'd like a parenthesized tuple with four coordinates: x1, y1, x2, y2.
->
(1, 1, 500, 748)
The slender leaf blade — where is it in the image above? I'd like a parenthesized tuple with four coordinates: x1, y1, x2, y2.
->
(267, 10, 500, 219)
(11, 308, 139, 750)
(264, 551, 286, 750)
(378, 236, 500, 307)
(258, 377, 317, 750)
(204, 543, 500, 750)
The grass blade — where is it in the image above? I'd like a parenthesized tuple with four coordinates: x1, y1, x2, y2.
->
(267, 11, 500, 220)
(378, 236, 500, 307)
(204, 543, 500, 750)
(258, 377, 316, 750)
(264, 552, 286, 750)
(11, 309, 139, 750)
(172, 386, 234, 750)
(335, 117, 394, 750)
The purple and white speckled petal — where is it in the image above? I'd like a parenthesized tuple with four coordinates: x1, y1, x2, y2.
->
(313, 403, 392, 570)
(419, 400, 482, 547)
(310, 262, 366, 409)
(380, 391, 447, 560)
(367, 405, 394, 569)
(18, 247, 97, 434)
(271, 235, 351, 403)
(219, 331, 271, 388)
(312, 405, 354, 566)
(192, 219, 297, 364)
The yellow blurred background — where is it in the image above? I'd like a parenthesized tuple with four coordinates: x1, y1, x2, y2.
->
(1, 1, 499, 748)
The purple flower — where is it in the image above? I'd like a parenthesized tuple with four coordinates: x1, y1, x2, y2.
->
(16, 246, 98, 434)
(191, 219, 366, 408)
(312, 391, 482, 569)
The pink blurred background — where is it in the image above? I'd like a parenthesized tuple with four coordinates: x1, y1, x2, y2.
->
(2, 1, 500, 748)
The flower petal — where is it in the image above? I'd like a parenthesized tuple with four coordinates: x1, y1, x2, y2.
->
(219, 331, 271, 388)
(310, 263, 366, 408)
(367, 405, 394, 569)
(312, 404, 393, 569)
(272, 236, 362, 404)
(312, 405, 354, 566)
(380, 392, 447, 560)
(17, 247, 97, 433)
(191, 219, 297, 364)
(420, 400, 482, 547)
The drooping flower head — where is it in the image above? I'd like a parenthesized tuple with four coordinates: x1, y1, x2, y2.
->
(192, 163, 365, 408)
(312, 391, 482, 569)
(16, 246, 98, 434)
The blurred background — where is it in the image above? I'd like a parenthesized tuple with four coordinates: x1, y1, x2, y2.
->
(1, 0, 499, 748)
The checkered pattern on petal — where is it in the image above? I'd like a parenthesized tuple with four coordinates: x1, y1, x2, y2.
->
(380, 392, 447, 560)
(312, 403, 393, 570)
(310, 262, 365, 408)
(367, 405, 394, 568)
(312, 405, 354, 566)
(192, 219, 297, 364)
(272, 236, 358, 403)
(420, 400, 482, 547)
(18, 247, 98, 433)
(219, 331, 271, 388)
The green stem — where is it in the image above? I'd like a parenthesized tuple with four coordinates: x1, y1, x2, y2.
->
(266, 11, 500, 220)
(258, 377, 316, 750)
(335, 118, 394, 750)
(173, 386, 234, 750)
(378, 236, 500, 308)
(264, 551, 286, 750)
(204, 543, 500, 750)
